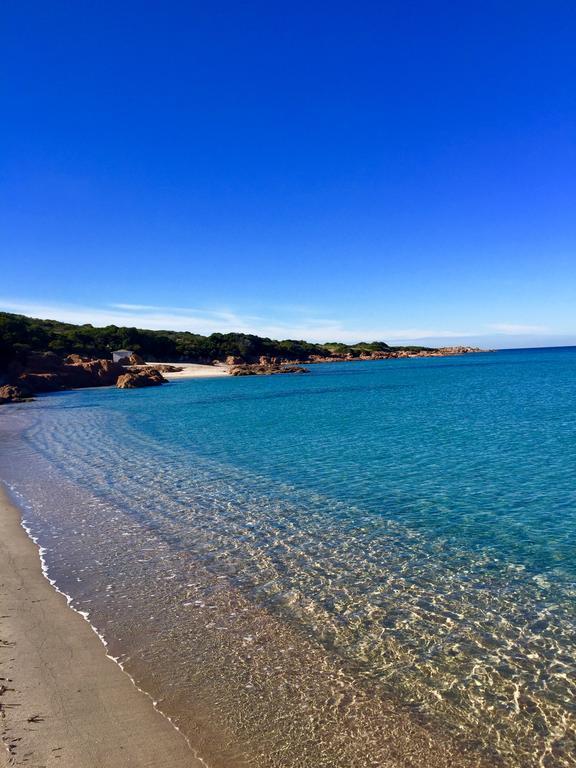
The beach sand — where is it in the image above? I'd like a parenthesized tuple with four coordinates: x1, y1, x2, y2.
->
(148, 362, 230, 379)
(0, 486, 204, 768)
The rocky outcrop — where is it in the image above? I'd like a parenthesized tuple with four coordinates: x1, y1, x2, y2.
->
(0, 355, 171, 405)
(128, 352, 145, 365)
(292, 346, 487, 364)
(64, 353, 92, 364)
(258, 355, 281, 366)
(0, 342, 489, 406)
(366, 351, 392, 359)
(116, 369, 167, 388)
(229, 363, 308, 376)
(141, 364, 183, 373)
(0, 384, 34, 404)
(18, 358, 124, 391)
(392, 346, 486, 359)
(436, 346, 486, 355)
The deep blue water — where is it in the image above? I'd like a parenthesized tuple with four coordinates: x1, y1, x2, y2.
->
(1, 347, 575, 767)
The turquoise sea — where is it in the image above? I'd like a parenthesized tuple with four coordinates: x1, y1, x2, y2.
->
(1, 348, 575, 767)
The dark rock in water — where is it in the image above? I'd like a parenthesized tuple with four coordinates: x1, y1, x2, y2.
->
(116, 369, 167, 388)
(229, 363, 308, 376)
(229, 366, 258, 376)
(0, 384, 34, 403)
(280, 366, 308, 374)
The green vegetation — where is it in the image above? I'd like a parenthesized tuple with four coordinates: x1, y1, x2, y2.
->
(0, 311, 434, 370)
(322, 341, 390, 355)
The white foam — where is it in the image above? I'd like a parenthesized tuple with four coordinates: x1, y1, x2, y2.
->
(3, 481, 211, 768)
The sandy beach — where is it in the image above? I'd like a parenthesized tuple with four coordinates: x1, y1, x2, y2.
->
(0, 485, 204, 768)
(148, 362, 230, 380)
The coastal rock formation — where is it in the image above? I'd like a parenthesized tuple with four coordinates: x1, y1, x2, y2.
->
(142, 364, 183, 373)
(437, 346, 485, 355)
(116, 369, 167, 388)
(229, 366, 257, 376)
(64, 353, 92, 364)
(366, 351, 392, 359)
(258, 355, 281, 366)
(76, 359, 125, 385)
(229, 363, 308, 376)
(17, 359, 125, 393)
(393, 346, 486, 358)
(0, 328, 488, 406)
(0, 384, 34, 403)
(292, 346, 487, 364)
(0, 356, 171, 404)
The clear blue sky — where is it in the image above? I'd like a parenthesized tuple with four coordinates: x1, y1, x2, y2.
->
(2, 1, 575, 347)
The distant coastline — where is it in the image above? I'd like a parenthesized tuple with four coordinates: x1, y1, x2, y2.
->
(0, 310, 489, 403)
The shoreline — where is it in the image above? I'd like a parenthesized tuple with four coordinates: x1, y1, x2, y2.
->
(0, 409, 487, 768)
(0, 410, 491, 768)
(0, 484, 207, 768)
(145, 362, 230, 379)
(1, 351, 493, 405)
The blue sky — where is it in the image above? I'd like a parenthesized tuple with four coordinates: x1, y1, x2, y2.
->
(1, 1, 575, 347)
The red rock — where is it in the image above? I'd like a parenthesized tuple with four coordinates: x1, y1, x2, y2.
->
(116, 369, 167, 388)
(229, 363, 308, 376)
(0, 384, 34, 404)
(18, 359, 125, 392)
(145, 364, 183, 373)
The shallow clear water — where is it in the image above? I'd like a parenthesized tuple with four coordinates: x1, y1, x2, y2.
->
(1, 349, 575, 767)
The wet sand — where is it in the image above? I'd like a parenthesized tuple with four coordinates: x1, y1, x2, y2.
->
(0, 486, 205, 768)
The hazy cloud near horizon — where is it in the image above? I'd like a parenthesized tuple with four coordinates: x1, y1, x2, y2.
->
(1, 299, 573, 350)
